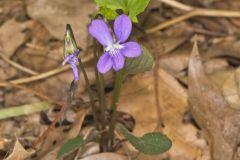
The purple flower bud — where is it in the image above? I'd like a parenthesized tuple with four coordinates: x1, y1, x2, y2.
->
(89, 14, 142, 74)
(62, 49, 80, 81)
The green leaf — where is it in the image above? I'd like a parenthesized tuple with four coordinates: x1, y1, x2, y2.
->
(95, 0, 127, 11)
(99, 7, 118, 20)
(127, 0, 150, 22)
(95, 0, 150, 22)
(57, 136, 85, 159)
(118, 124, 172, 155)
(124, 46, 154, 76)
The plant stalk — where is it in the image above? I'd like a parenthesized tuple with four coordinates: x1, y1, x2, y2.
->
(93, 41, 107, 151)
(78, 58, 98, 128)
(108, 70, 124, 150)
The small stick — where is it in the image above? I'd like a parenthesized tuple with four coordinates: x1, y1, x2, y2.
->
(147, 2, 240, 33)
(0, 65, 72, 86)
(0, 54, 93, 87)
(158, 0, 193, 11)
(0, 50, 39, 75)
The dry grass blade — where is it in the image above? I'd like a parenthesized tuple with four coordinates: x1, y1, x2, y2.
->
(0, 101, 53, 120)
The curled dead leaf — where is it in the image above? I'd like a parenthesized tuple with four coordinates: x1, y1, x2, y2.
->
(188, 39, 240, 160)
(4, 139, 35, 160)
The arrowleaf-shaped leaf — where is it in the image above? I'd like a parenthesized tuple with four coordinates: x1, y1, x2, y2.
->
(118, 124, 172, 155)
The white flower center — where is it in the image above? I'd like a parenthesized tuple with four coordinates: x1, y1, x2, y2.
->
(105, 43, 123, 56)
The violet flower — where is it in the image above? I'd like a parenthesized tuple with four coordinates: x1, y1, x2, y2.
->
(89, 14, 142, 74)
(62, 49, 80, 81)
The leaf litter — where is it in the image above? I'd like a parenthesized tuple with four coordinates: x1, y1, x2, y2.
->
(1, 0, 240, 160)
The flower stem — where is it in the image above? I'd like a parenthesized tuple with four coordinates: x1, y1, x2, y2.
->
(93, 41, 107, 151)
(108, 70, 124, 150)
(78, 58, 98, 128)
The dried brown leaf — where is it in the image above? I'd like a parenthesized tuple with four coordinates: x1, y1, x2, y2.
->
(0, 19, 33, 57)
(79, 153, 127, 160)
(34, 108, 90, 160)
(188, 39, 240, 160)
(4, 139, 34, 160)
(222, 67, 240, 110)
(26, 0, 95, 49)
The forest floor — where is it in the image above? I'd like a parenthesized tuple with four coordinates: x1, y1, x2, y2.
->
(1, 0, 240, 160)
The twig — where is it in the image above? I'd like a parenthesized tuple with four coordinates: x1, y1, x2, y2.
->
(0, 50, 39, 75)
(153, 52, 164, 130)
(158, 0, 193, 11)
(0, 54, 93, 87)
(146, 11, 194, 33)
(0, 65, 71, 86)
(147, 1, 240, 33)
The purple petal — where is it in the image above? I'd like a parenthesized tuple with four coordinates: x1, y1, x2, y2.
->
(97, 52, 113, 74)
(89, 20, 113, 47)
(121, 42, 142, 58)
(114, 14, 132, 43)
(112, 53, 125, 71)
(62, 55, 72, 65)
(71, 64, 79, 81)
